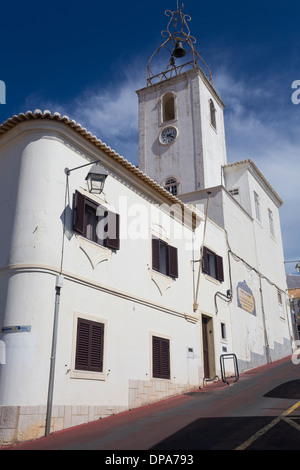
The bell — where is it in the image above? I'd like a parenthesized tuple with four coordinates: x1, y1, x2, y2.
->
(173, 40, 186, 58)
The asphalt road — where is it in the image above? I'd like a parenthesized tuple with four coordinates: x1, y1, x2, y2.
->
(2, 355, 300, 452)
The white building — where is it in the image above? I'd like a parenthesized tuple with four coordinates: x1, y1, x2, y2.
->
(0, 5, 293, 445)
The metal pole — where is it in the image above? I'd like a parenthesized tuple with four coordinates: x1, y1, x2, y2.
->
(65, 160, 99, 176)
(45, 275, 63, 436)
(259, 276, 270, 364)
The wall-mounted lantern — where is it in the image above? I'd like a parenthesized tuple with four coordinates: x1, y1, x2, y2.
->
(85, 164, 108, 194)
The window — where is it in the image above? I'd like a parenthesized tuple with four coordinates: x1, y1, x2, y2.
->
(254, 192, 261, 222)
(163, 93, 175, 122)
(73, 191, 120, 250)
(229, 188, 240, 203)
(268, 209, 275, 237)
(229, 188, 239, 197)
(152, 237, 178, 278)
(152, 336, 170, 379)
(221, 322, 226, 340)
(164, 177, 178, 196)
(75, 317, 104, 372)
(202, 246, 224, 282)
(278, 291, 285, 319)
(209, 99, 216, 130)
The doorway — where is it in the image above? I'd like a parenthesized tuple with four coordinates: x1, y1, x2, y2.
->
(202, 315, 215, 379)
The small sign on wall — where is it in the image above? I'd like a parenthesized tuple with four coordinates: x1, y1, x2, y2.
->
(237, 281, 256, 316)
(187, 347, 194, 358)
(2, 325, 31, 334)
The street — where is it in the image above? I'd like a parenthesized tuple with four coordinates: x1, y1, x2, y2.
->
(2, 355, 300, 451)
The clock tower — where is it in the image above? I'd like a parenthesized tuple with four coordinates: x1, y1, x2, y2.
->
(136, 4, 227, 198)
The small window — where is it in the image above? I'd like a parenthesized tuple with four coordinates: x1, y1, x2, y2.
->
(75, 318, 104, 372)
(229, 188, 239, 197)
(221, 322, 226, 340)
(202, 246, 224, 282)
(164, 177, 178, 196)
(163, 93, 175, 122)
(152, 336, 170, 379)
(73, 191, 120, 250)
(229, 188, 240, 203)
(254, 192, 261, 222)
(278, 291, 285, 319)
(152, 237, 178, 278)
(209, 99, 216, 129)
(268, 209, 275, 237)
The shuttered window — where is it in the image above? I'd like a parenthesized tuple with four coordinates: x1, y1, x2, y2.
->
(209, 99, 217, 130)
(152, 336, 170, 379)
(73, 191, 120, 250)
(152, 237, 178, 279)
(202, 246, 224, 282)
(75, 318, 104, 372)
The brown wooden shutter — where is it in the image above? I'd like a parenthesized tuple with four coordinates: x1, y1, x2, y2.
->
(152, 336, 170, 379)
(160, 339, 170, 379)
(75, 318, 90, 370)
(75, 318, 104, 372)
(152, 336, 161, 378)
(216, 255, 224, 282)
(168, 245, 178, 278)
(105, 211, 120, 250)
(202, 246, 208, 274)
(90, 322, 104, 371)
(152, 237, 160, 272)
(73, 191, 86, 235)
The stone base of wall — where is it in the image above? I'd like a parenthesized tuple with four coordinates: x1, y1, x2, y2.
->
(0, 379, 196, 446)
(129, 379, 195, 409)
(0, 404, 127, 446)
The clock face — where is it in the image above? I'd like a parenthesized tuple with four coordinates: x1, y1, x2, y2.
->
(160, 127, 177, 144)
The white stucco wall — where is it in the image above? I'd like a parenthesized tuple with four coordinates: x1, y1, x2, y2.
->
(0, 120, 204, 444)
(222, 185, 292, 371)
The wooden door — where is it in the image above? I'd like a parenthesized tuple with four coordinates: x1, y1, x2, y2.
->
(202, 316, 210, 378)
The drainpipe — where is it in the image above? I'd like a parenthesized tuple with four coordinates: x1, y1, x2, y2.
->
(259, 276, 270, 364)
(45, 274, 64, 436)
(193, 191, 211, 312)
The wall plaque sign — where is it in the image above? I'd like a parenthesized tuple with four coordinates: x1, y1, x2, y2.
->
(1, 325, 31, 333)
(237, 281, 256, 315)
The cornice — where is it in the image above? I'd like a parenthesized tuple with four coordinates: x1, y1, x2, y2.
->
(136, 67, 225, 109)
(0, 263, 198, 323)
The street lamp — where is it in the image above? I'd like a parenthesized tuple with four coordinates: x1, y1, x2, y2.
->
(65, 161, 108, 195)
(85, 164, 108, 194)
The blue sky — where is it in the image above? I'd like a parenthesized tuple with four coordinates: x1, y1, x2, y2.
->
(1, 0, 300, 273)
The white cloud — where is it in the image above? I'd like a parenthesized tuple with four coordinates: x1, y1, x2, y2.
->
(68, 61, 147, 162)
(23, 63, 146, 164)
